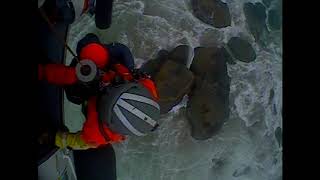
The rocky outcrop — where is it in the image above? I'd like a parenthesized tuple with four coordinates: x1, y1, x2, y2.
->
(187, 47, 230, 140)
(167, 45, 191, 66)
(155, 60, 194, 114)
(267, 0, 282, 32)
(275, 127, 282, 147)
(141, 45, 231, 137)
(191, 0, 231, 28)
(140, 50, 169, 78)
(227, 37, 256, 63)
(243, 2, 269, 46)
(140, 46, 195, 114)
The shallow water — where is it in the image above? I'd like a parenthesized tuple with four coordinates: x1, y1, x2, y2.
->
(64, 0, 282, 179)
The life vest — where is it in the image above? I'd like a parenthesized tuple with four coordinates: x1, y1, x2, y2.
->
(81, 69, 159, 146)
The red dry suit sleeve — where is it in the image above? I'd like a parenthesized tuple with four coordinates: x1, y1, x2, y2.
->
(102, 70, 116, 83)
(113, 64, 133, 81)
(38, 64, 78, 86)
(81, 96, 125, 147)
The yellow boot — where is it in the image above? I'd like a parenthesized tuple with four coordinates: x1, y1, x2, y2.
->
(55, 131, 95, 150)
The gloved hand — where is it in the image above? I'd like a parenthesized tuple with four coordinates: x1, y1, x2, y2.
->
(132, 68, 150, 80)
(55, 131, 95, 150)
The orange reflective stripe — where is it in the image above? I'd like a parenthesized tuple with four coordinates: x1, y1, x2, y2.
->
(139, 78, 159, 101)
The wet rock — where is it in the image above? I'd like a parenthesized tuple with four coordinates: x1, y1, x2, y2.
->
(227, 37, 256, 63)
(268, 8, 282, 31)
(187, 47, 230, 140)
(140, 50, 169, 78)
(275, 127, 282, 147)
(191, 0, 231, 28)
(243, 2, 269, 46)
(154, 60, 195, 114)
(268, 88, 275, 104)
(233, 165, 251, 177)
(168, 45, 191, 66)
(140, 46, 196, 114)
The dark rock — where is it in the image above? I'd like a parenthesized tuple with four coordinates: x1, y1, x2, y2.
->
(187, 47, 230, 140)
(191, 0, 231, 28)
(272, 104, 277, 115)
(140, 50, 169, 78)
(268, 8, 282, 31)
(154, 60, 194, 114)
(275, 127, 282, 147)
(227, 37, 256, 63)
(268, 88, 274, 104)
(243, 2, 269, 46)
(168, 45, 191, 66)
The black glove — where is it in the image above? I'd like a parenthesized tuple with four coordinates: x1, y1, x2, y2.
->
(112, 75, 126, 86)
(132, 68, 150, 80)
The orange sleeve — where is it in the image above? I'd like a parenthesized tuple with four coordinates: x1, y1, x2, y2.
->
(81, 97, 125, 147)
(39, 64, 78, 86)
(138, 78, 159, 101)
(102, 70, 116, 83)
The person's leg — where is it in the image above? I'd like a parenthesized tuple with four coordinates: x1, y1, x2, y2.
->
(106, 42, 135, 71)
(95, 0, 114, 29)
(73, 145, 117, 180)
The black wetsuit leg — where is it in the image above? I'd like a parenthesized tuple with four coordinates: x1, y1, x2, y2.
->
(76, 33, 101, 55)
(95, 0, 114, 29)
(106, 42, 135, 71)
(73, 145, 117, 180)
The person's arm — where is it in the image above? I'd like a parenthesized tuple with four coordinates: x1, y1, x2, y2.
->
(39, 64, 78, 86)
